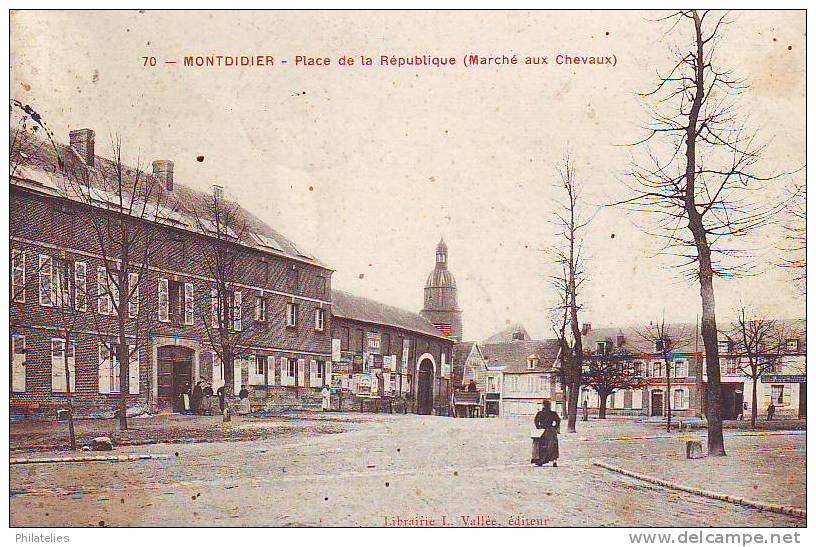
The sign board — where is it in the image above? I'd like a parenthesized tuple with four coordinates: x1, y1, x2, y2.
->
(402, 339, 410, 373)
(761, 374, 806, 384)
(366, 332, 381, 354)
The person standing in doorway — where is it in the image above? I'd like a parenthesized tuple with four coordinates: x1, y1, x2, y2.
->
(321, 385, 331, 411)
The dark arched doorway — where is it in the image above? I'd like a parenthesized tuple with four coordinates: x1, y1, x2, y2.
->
(417, 359, 434, 415)
(157, 346, 194, 413)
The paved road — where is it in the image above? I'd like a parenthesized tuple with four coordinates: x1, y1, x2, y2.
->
(10, 414, 805, 527)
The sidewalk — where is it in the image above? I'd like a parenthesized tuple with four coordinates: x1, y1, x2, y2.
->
(598, 428, 806, 511)
(9, 412, 365, 452)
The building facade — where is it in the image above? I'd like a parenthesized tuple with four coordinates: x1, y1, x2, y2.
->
(420, 239, 463, 342)
(330, 289, 455, 415)
(10, 127, 333, 417)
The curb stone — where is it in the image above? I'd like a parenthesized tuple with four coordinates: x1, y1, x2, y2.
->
(10, 454, 173, 465)
(593, 461, 806, 519)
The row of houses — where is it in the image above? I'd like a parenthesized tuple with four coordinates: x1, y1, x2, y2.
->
(10, 125, 455, 418)
(451, 321, 806, 420)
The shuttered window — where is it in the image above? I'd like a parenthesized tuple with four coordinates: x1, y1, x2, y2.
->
(128, 272, 140, 318)
(158, 278, 169, 322)
(51, 339, 76, 393)
(74, 261, 87, 311)
(184, 282, 194, 325)
(39, 254, 54, 307)
(98, 266, 112, 315)
(129, 345, 140, 394)
(12, 249, 26, 303)
(232, 291, 242, 331)
(12, 334, 27, 392)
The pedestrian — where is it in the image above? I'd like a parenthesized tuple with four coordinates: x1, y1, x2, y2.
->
(202, 382, 214, 416)
(191, 380, 204, 415)
(531, 400, 561, 467)
(178, 381, 191, 414)
(217, 386, 225, 413)
(767, 401, 776, 421)
(238, 385, 251, 415)
(321, 385, 331, 411)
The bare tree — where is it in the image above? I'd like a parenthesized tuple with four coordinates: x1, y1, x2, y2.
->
(187, 186, 255, 422)
(582, 347, 646, 419)
(726, 309, 786, 430)
(618, 11, 791, 455)
(639, 318, 690, 432)
(61, 136, 173, 430)
(549, 154, 591, 433)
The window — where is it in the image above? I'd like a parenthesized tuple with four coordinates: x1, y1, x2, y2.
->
(255, 296, 269, 322)
(287, 302, 298, 327)
(315, 308, 325, 331)
(99, 342, 120, 394)
(597, 341, 609, 354)
(785, 339, 800, 353)
(632, 361, 643, 376)
(12, 334, 26, 393)
(726, 358, 739, 375)
(318, 275, 327, 298)
(167, 280, 183, 321)
(673, 388, 689, 410)
(228, 290, 242, 331)
(527, 356, 538, 370)
(74, 261, 87, 311)
(54, 259, 71, 308)
(183, 282, 194, 325)
(51, 339, 76, 393)
(12, 249, 26, 303)
(341, 326, 350, 351)
(158, 278, 169, 322)
(650, 361, 663, 378)
(673, 359, 688, 378)
(487, 376, 498, 393)
(39, 254, 54, 307)
(771, 384, 787, 405)
(250, 355, 266, 386)
(128, 272, 140, 318)
(718, 339, 731, 354)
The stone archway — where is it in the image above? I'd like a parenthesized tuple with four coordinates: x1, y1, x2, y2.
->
(416, 353, 436, 415)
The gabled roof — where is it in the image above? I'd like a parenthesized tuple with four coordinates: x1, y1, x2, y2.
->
(483, 322, 531, 343)
(11, 127, 328, 269)
(331, 289, 450, 341)
(481, 339, 560, 373)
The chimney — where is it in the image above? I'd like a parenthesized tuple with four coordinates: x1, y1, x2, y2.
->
(69, 128, 95, 166)
(213, 184, 224, 201)
(152, 160, 174, 191)
(581, 323, 591, 336)
(616, 332, 625, 348)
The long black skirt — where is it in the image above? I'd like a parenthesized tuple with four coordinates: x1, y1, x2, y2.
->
(531, 428, 559, 465)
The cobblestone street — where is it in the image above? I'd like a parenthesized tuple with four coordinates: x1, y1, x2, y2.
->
(10, 414, 806, 527)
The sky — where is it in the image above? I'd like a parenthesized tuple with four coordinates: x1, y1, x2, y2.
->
(10, 10, 806, 341)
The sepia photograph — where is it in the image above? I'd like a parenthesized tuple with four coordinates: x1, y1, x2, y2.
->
(6, 7, 808, 537)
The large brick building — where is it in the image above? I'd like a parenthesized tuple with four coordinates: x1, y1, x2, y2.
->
(10, 127, 334, 417)
(330, 289, 455, 415)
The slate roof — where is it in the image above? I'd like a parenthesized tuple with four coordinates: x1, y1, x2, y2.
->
(452, 342, 476, 368)
(480, 339, 561, 373)
(331, 289, 450, 341)
(11, 127, 328, 269)
(583, 319, 806, 355)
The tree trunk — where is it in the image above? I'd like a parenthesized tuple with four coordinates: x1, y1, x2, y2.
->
(222, 346, 233, 423)
(117, 339, 129, 430)
(751, 376, 758, 431)
(64, 332, 77, 451)
(665, 364, 672, 433)
(598, 392, 608, 419)
(566, 380, 579, 432)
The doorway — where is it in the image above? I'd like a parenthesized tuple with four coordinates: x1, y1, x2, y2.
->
(416, 360, 434, 415)
(650, 390, 664, 417)
(157, 345, 194, 413)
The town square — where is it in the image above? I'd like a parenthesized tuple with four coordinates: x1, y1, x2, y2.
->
(8, 9, 806, 532)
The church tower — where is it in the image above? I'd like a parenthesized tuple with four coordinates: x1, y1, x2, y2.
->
(420, 238, 463, 341)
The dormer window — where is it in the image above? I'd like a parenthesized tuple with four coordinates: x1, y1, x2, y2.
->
(597, 341, 610, 354)
(717, 339, 731, 354)
(654, 339, 665, 353)
(527, 355, 539, 369)
(785, 339, 799, 353)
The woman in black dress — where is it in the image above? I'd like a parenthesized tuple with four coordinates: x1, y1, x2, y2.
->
(532, 401, 561, 467)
